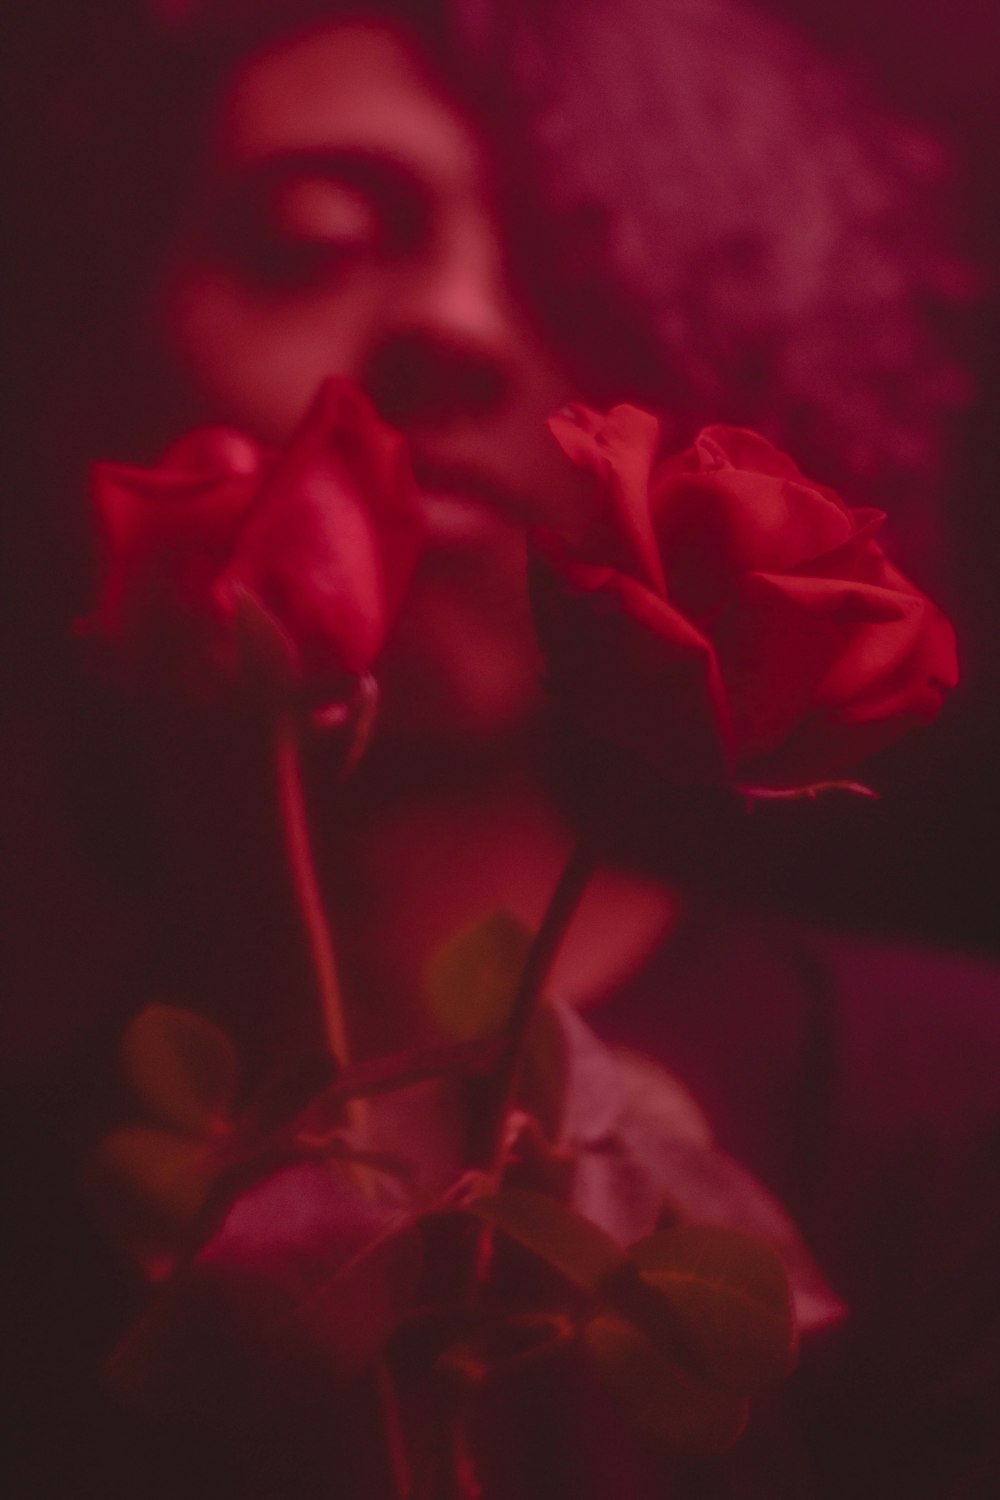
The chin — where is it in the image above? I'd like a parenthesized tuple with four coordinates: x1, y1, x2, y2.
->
(372, 570, 544, 746)
(375, 659, 538, 744)
(369, 636, 540, 758)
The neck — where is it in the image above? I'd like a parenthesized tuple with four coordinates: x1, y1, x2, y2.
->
(323, 728, 679, 1058)
(140, 711, 678, 1071)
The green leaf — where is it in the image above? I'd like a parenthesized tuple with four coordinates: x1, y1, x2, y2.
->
(425, 910, 534, 1043)
(121, 1004, 240, 1137)
(301, 1214, 425, 1382)
(627, 1226, 796, 1394)
(109, 1180, 424, 1413)
(436, 1310, 575, 1387)
(467, 1188, 626, 1291)
(84, 1125, 219, 1276)
(583, 1311, 749, 1457)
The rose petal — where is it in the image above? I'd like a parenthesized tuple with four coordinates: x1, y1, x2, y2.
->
(548, 404, 666, 592)
(85, 377, 425, 700)
(90, 463, 256, 639)
(720, 571, 923, 760)
(692, 427, 810, 483)
(786, 511, 887, 582)
(227, 379, 424, 680)
(530, 540, 732, 782)
(539, 405, 958, 791)
(737, 592, 957, 785)
(814, 594, 958, 723)
(651, 472, 854, 623)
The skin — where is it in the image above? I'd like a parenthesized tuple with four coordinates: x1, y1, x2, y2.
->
(148, 20, 675, 1055)
(156, 20, 598, 738)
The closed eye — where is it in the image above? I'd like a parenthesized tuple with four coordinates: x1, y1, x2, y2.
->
(271, 175, 382, 251)
(204, 148, 432, 291)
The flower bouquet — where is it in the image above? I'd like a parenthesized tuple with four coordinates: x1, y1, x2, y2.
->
(80, 379, 957, 1497)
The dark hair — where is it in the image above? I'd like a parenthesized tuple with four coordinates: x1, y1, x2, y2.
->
(12, 0, 979, 584)
(480, 1, 977, 573)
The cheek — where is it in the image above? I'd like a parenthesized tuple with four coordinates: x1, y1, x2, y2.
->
(156, 268, 378, 441)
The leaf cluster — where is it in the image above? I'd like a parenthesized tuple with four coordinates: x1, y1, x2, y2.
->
(89, 940, 795, 1476)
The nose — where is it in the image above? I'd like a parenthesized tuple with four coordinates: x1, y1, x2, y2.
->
(365, 330, 510, 428)
(361, 214, 519, 430)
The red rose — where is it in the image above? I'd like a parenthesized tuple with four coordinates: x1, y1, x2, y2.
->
(85, 378, 425, 709)
(530, 405, 958, 789)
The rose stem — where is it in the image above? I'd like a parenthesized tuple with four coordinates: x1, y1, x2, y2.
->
(274, 710, 353, 1069)
(376, 1363, 413, 1498)
(480, 838, 597, 1179)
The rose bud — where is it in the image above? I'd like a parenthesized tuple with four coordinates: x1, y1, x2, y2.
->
(530, 405, 958, 791)
(83, 378, 425, 715)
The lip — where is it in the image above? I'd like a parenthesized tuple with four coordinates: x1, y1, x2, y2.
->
(410, 457, 532, 545)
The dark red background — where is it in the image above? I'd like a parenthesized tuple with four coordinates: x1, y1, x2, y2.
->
(4, 1, 998, 957)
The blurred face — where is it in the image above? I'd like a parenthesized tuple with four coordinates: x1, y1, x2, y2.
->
(156, 21, 593, 738)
